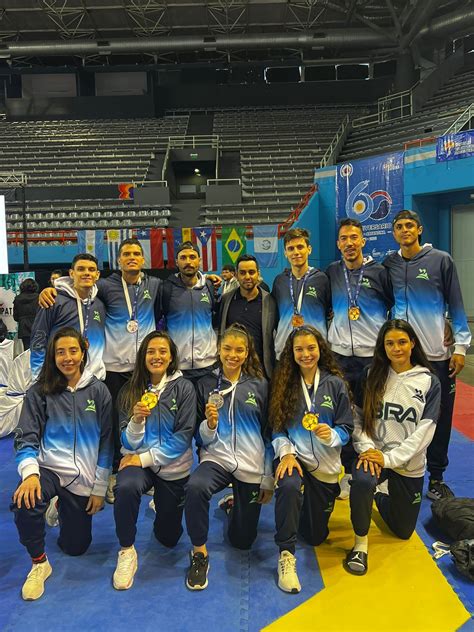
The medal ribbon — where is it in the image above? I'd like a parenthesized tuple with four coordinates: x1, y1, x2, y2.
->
(147, 372, 169, 398)
(300, 369, 320, 414)
(121, 275, 141, 321)
(75, 292, 92, 339)
(213, 371, 240, 425)
(289, 268, 312, 315)
(342, 263, 364, 309)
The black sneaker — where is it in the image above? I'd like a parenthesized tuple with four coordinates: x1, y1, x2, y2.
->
(186, 551, 209, 590)
(427, 480, 454, 501)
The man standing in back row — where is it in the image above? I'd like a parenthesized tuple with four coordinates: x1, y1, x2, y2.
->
(384, 210, 471, 500)
(272, 228, 330, 360)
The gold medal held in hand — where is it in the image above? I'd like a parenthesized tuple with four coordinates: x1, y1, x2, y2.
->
(302, 412, 319, 431)
(348, 306, 361, 321)
(141, 391, 158, 410)
(292, 313, 304, 327)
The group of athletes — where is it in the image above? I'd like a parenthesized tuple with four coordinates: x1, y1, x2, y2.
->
(10, 209, 471, 600)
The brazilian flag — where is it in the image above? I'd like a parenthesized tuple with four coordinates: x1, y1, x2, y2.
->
(221, 226, 246, 266)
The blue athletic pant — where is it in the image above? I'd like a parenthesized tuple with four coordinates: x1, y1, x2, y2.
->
(114, 465, 188, 548)
(333, 353, 372, 473)
(274, 461, 340, 554)
(349, 463, 424, 539)
(185, 461, 262, 550)
(427, 360, 456, 481)
(11, 467, 93, 559)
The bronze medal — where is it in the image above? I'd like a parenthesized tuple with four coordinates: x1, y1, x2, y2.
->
(292, 314, 304, 327)
(141, 391, 158, 410)
(302, 412, 319, 431)
(348, 306, 361, 321)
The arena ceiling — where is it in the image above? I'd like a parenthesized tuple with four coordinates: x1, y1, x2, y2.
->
(0, 0, 473, 68)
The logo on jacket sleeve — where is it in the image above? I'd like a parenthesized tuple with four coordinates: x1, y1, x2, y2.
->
(305, 286, 318, 298)
(416, 268, 430, 280)
(143, 289, 152, 300)
(412, 389, 425, 403)
(321, 395, 334, 410)
(245, 392, 258, 407)
(93, 310, 101, 322)
(85, 399, 96, 412)
(200, 292, 210, 304)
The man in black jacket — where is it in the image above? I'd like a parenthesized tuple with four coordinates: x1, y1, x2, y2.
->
(218, 255, 277, 378)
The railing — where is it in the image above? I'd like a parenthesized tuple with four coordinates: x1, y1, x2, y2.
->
(444, 103, 474, 135)
(133, 179, 168, 188)
(352, 89, 413, 129)
(320, 115, 350, 168)
(206, 178, 241, 186)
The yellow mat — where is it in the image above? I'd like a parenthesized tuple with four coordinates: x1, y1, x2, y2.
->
(265, 501, 471, 632)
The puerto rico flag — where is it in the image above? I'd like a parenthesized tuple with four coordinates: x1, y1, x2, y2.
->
(136, 228, 164, 269)
(193, 227, 217, 272)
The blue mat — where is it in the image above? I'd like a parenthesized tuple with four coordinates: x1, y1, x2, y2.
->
(0, 436, 323, 632)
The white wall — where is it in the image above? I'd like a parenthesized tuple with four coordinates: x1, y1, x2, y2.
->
(452, 204, 474, 319)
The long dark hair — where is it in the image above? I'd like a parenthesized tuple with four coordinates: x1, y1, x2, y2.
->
(270, 325, 346, 432)
(363, 319, 432, 439)
(119, 331, 179, 417)
(38, 327, 88, 396)
(218, 323, 264, 379)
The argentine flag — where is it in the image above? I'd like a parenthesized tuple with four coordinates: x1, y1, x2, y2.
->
(253, 225, 278, 268)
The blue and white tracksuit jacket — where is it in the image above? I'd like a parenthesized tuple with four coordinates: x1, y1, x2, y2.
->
(326, 257, 393, 357)
(272, 267, 330, 360)
(353, 365, 441, 477)
(120, 372, 196, 481)
(30, 279, 106, 381)
(383, 245, 471, 360)
(272, 371, 353, 483)
(161, 273, 218, 371)
(15, 370, 113, 497)
(97, 272, 161, 373)
(196, 373, 274, 490)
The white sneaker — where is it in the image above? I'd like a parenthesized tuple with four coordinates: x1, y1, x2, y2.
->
(45, 497, 59, 527)
(149, 499, 156, 513)
(218, 493, 234, 514)
(337, 474, 351, 500)
(106, 474, 116, 504)
(278, 551, 301, 594)
(113, 547, 138, 590)
(376, 479, 389, 495)
(22, 560, 52, 600)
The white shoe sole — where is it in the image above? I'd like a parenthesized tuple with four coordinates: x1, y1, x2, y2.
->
(186, 562, 210, 590)
(277, 579, 301, 594)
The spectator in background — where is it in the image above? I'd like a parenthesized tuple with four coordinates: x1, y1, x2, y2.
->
(13, 279, 40, 351)
(49, 270, 62, 287)
(221, 265, 239, 295)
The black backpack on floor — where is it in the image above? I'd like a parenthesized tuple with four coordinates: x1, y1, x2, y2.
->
(431, 497, 474, 541)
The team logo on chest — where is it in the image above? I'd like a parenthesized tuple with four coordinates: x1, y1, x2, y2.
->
(305, 286, 317, 298)
(200, 292, 210, 304)
(85, 399, 96, 412)
(245, 392, 258, 407)
(416, 268, 430, 281)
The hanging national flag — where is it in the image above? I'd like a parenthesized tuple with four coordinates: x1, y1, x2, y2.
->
(193, 227, 217, 272)
(253, 224, 279, 268)
(107, 229, 134, 270)
(181, 227, 195, 243)
(77, 230, 104, 268)
(221, 226, 246, 266)
(164, 228, 182, 269)
(136, 228, 164, 269)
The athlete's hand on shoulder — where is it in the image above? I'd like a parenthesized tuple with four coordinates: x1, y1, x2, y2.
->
(314, 423, 332, 441)
(119, 454, 142, 471)
(86, 494, 104, 515)
(207, 274, 222, 289)
(38, 287, 57, 309)
(275, 454, 303, 480)
(258, 488, 274, 504)
(13, 474, 42, 509)
(205, 403, 219, 430)
(449, 353, 465, 377)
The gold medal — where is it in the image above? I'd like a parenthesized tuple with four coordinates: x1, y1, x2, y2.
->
(292, 314, 304, 327)
(302, 412, 319, 431)
(141, 391, 158, 410)
(348, 306, 361, 321)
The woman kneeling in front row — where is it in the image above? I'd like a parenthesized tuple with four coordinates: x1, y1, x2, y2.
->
(270, 325, 353, 593)
(344, 319, 441, 575)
